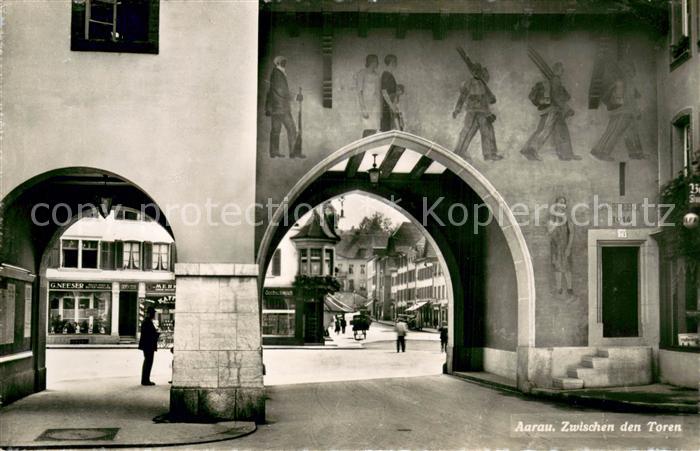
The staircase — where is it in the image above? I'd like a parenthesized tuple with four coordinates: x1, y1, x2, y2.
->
(553, 347, 652, 389)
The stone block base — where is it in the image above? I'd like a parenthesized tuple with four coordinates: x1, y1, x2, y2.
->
(170, 387, 265, 423)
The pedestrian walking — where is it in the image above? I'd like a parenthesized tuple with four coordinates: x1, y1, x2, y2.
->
(340, 316, 347, 334)
(395, 319, 408, 353)
(438, 322, 448, 353)
(138, 306, 160, 386)
(334, 317, 341, 335)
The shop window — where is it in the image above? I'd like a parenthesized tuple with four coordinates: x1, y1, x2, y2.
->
(71, 0, 159, 54)
(271, 249, 282, 276)
(123, 241, 141, 269)
(262, 294, 295, 337)
(670, 0, 692, 67)
(48, 292, 112, 335)
(82, 240, 99, 268)
(62, 240, 79, 268)
(151, 243, 170, 270)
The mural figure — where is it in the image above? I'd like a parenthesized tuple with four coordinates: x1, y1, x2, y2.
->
(547, 196, 574, 295)
(452, 47, 503, 161)
(265, 55, 305, 158)
(393, 84, 406, 131)
(354, 54, 382, 137)
(380, 54, 400, 132)
(589, 60, 645, 161)
(521, 48, 581, 161)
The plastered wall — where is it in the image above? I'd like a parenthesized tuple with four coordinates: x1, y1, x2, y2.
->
(257, 26, 661, 347)
(2, 1, 260, 264)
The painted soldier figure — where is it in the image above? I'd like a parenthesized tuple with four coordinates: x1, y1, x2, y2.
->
(521, 57, 581, 161)
(591, 61, 645, 161)
(265, 56, 304, 158)
(452, 57, 503, 161)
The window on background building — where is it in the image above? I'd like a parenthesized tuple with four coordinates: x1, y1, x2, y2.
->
(360, 264, 365, 275)
(672, 114, 693, 176)
(349, 279, 355, 291)
(81, 240, 99, 268)
(670, 0, 692, 65)
(271, 249, 281, 276)
(152, 243, 170, 270)
(324, 249, 333, 276)
(61, 240, 79, 268)
(123, 241, 141, 269)
(71, 0, 160, 54)
(115, 207, 140, 220)
(349, 264, 354, 275)
(299, 249, 308, 275)
(310, 248, 322, 275)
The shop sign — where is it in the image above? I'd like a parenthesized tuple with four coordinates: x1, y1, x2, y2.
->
(263, 287, 294, 297)
(145, 282, 176, 294)
(119, 282, 139, 291)
(689, 182, 700, 206)
(49, 281, 112, 291)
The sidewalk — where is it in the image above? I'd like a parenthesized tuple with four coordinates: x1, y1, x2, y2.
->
(453, 371, 699, 414)
(0, 376, 255, 449)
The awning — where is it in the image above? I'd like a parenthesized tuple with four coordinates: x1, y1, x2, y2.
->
(406, 301, 428, 312)
(324, 294, 354, 313)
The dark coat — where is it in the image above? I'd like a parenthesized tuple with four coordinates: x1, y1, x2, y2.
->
(138, 317, 159, 352)
(265, 67, 292, 115)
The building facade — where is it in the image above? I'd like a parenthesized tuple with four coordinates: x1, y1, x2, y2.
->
(45, 208, 175, 345)
(1, 0, 699, 421)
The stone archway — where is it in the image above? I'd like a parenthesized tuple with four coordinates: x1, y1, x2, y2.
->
(257, 130, 536, 389)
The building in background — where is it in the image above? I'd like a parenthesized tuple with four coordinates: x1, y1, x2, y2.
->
(262, 204, 349, 345)
(45, 207, 175, 345)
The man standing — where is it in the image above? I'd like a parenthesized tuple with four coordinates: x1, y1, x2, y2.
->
(438, 322, 448, 353)
(380, 54, 400, 132)
(265, 56, 304, 158)
(138, 306, 159, 386)
(521, 57, 581, 161)
(452, 55, 503, 162)
(395, 318, 408, 353)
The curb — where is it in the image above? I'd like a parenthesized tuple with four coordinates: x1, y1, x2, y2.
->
(452, 373, 698, 414)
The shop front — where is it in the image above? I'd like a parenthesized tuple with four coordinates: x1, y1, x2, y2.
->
(262, 287, 298, 345)
(48, 281, 115, 344)
(142, 282, 176, 347)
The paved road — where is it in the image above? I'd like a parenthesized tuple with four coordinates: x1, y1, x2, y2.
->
(183, 376, 698, 450)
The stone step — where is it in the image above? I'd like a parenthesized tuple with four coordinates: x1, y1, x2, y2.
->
(581, 355, 610, 369)
(567, 367, 610, 387)
(552, 377, 584, 389)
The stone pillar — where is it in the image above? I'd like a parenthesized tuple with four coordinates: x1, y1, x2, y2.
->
(169, 263, 264, 423)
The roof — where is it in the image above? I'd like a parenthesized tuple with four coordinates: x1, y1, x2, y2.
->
(387, 222, 424, 254)
(336, 230, 390, 260)
(333, 291, 368, 307)
(61, 215, 174, 243)
(291, 210, 341, 242)
(324, 294, 354, 313)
